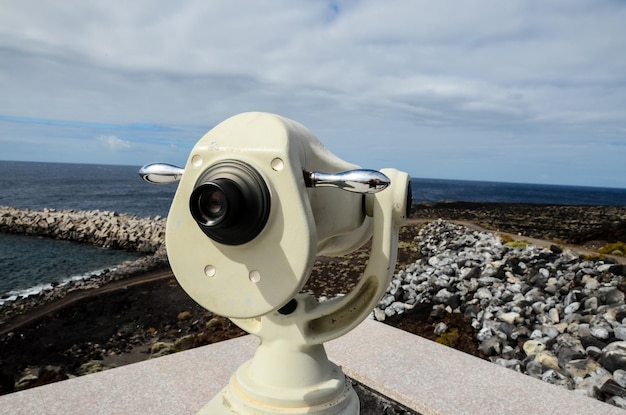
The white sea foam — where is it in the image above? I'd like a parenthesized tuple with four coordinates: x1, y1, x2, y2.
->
(0, 283, 54, 304)
(0, 267, 112, 306)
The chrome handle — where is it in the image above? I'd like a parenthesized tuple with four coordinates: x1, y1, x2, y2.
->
(139, 163, 185, 184)
(303, 169, 390, 194)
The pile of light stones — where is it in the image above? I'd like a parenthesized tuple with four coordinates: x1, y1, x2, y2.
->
(372, 219, 626, 408)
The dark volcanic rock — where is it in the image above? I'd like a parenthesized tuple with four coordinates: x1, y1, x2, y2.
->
(413, 202, 626, 245)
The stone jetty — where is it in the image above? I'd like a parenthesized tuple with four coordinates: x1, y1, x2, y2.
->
(0, 206, 165, 253)
(373, 220, 626, 408)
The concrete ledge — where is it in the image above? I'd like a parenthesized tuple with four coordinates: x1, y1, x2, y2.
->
(0, 319, 622, 415)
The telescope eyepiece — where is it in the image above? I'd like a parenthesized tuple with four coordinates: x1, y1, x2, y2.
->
(190, 180, 242, 228)
(189, 160, 270, 245)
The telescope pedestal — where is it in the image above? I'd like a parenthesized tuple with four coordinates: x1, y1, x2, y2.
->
(198, 305, 359, 414)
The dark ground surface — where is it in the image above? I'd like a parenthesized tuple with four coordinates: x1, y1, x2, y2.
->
(1, 202, 625, 401)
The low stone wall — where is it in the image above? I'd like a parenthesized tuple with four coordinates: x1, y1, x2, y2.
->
(0, 206, 165, 253)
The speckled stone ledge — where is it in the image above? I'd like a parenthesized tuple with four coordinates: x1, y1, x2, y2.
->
(0, 319, 622, 415)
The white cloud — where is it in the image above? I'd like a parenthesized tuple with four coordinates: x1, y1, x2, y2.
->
(0, 0, 625, 187)
(98, 135, 132, 151)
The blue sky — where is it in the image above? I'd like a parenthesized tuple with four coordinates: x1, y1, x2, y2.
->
(1, 0, 625, 188)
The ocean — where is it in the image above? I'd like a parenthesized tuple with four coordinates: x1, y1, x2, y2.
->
(412, 177, 626, 206)
(0, 161, 175, 303)
(1, 160, 625, 302)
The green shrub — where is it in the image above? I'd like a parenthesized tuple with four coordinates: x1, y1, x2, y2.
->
(436, 328, 460, 347)
(504, 240, 530, 249)
(499, 234, 514, 244)
(599, 241, 625, 256)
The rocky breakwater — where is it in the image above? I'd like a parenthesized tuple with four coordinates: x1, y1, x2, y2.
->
(0, 206, 164, 252)
(372, 220, 626, 409)
(0, 206, 168, 324)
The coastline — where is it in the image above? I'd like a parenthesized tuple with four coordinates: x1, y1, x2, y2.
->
(0, 203, 625, 403)
(0, 206, 169, 323)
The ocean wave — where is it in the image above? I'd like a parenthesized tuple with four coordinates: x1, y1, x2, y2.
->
(0, 268, 111, 305)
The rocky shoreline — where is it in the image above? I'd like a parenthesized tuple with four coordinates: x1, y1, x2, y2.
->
(0, 206, 169, 325)
(1, 203, 626, 409)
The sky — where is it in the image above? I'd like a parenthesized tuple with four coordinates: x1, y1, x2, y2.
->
(1, 1, 625, 188)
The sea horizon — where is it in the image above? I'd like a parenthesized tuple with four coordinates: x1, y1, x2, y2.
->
(2, 158, 625, 191)
(1, 160, 625, 214)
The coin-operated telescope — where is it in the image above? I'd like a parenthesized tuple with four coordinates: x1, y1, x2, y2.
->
(140, 112, 410, 414)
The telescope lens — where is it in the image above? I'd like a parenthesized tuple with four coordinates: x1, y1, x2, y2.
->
(190, 180, 242, 228)
(189, 161, 271, 245)
(196, 184, 228, 225)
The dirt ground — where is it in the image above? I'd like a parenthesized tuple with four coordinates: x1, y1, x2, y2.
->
(1, 203, 624, 395)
